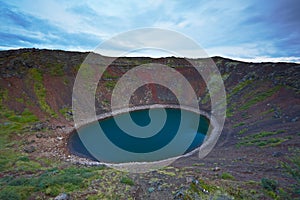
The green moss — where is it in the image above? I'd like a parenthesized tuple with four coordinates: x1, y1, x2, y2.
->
(233, 122, 245, 128)
(102, 71, 118, 80)
(237, 137, 288, 148)
(229, 80, 253, 98)
(158, 169, 176, 176)
(281, 156, 300, 194)
(28, 68, 57, 117)
(105, 80, 117, 90)
(49, 62, 64, 76)
(226, 107, 234, 117)
(15, 98, 24, 104)
(261, 178, 278, 192)
(244, 130, 285, 140)
(240, 85, 281, 110)
(59, 107, 72, 121)
(14, 160, 41, 172)
(0, 187, 22, 200)
(6, 109, 38, 123)
(261, 108, 275, 116)
(120, 176, 134, 186)
(221, 73, 230, 81)
(0, 166, 103, 198)
(238, 128, 248, 135)
(221, 172, 235, 180)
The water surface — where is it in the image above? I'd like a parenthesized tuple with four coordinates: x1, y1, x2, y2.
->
(69, 108, 209, 163)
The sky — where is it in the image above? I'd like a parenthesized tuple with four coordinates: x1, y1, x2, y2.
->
(1, 0, 300, 62)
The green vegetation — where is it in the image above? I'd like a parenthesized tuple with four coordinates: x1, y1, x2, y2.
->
(105, 80, 117, 90)
(0, 166, 103, 198)
(221, 73, 230, 81)
(221, 172, 235, 180)
(200, 91, 210, 104)
(102, 71, 118, 80)
(243, 130, 285, 140)
(229, 80, 253, 98)
(28, 68, 57, 117)
(0, 88, 41, 175)
(226, 107, 234, 117)
(59, 107, 72, 121)
(240, 85, 281, 110)
(281, 156, 300, 194)
(0, 107, 38, 172)
(233, 122, 245, 128)
(261, 108, 275, 116)
(238, 128, 248, 135)
(15, 98, 24, 104)
(237, 130, 288, 147)
(237, 137, 288, 148)
(261, 178, 280, 199)
(48, 62, 64, 76)
(120, 176, 134, 186)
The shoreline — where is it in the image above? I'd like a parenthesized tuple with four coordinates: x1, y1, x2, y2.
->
(66, 104, 219, 170)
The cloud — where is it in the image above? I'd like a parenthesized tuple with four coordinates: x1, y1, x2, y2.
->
(0, 0, 299, 62)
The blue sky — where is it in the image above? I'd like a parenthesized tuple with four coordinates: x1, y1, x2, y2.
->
(1, 0, 300, 62)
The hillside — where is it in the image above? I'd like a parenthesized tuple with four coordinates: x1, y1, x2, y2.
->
(0, 48, 299, 199)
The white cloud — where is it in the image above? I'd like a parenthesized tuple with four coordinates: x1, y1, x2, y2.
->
(232, 56, 300, 64)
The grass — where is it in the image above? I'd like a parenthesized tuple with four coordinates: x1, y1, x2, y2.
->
(0, 166, 103, 198)
(221, 172, 235, 180)
(28, 68, 57, 117)
(243, 130, 285, 140)
(281, 156, 300, 194)
(49, 62, 64, 76)
(233, 122, 245, 128)
(102, 71, 118, 80)
(261, 108, 275, 116)
(238, 128, 248, 135)
(104, 80, 117, 90)
(0, 89, 40, 173)
(59, 107, 72, 121)
(237, 137, 288, 148)
(228, 80, 253, 98)
(240, 85, 281, 110)
(120, 176, 134, 186)
(226, 107, 234, 117)
(237, 130, 288, 147)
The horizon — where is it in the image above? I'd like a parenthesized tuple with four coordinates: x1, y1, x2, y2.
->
(1, 0, 300, 63)
(2, 47, 300, 64)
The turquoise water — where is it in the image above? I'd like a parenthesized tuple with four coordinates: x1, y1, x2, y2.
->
(68, 108, 209, 163)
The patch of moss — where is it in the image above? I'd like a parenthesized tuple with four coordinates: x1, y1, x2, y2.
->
(229, 80, 253, 98)
(0, 166, 103, 198)
(281, 156, 300, 195)
(261, 108, 275, 116)
(59, 107, 72, 121)
(221, 73, 230, 81)
(221, 172, 235, 180)
(237, 137, 288, 148)
(102, 71, 118, 80)
(240, 85, 281, 110)
(28, 68, 57, 117)
(104, 80, 117, 90)
(233, 122, 245, 128)
(48, 62, 64, 76)
(238, 128, 248, 135)
(158, 169, 176, 177)
(244, 130, 285, 140)
(15, 98, 24, 104)
(120, 176, 134, 186)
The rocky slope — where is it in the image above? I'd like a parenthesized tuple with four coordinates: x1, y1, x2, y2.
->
(0, 48, 299, 199)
